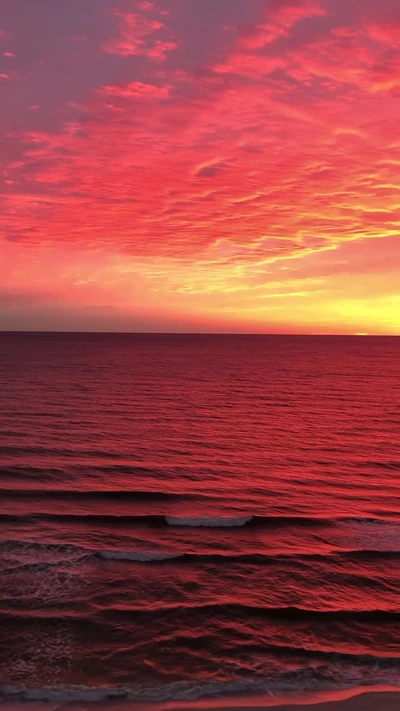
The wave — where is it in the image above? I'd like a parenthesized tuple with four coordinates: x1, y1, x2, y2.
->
(95, 603, 400, 623)
(98, 550, 183, 562)
(340, 516, 400, 525)
(166, 515, 253, 527)
(0, 446, 146, 459)
(95, 552, 400, 572)
(1, 540, 399, 570)
(0, 541, 186, 567)
(0, 513, 166, 525)
(1, 599, 398, 624)
(0, 463, 176, 481)
(0, 466, 66, 481)
(93, 546, 400, 565)
(1, 511, 398, 529)
(0, 488, 193, 501)
(2, 673, 400, 704)
(101, 549, 400, 564)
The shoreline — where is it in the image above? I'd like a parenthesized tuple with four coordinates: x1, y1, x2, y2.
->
(0, 687, 399, 711)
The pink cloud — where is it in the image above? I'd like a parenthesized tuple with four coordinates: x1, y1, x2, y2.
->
(219, 11, 400, 96)
(268, 0, 327, 27)
(285, 27, 400, 93)
(238, 0, 326, 50)
(0, 0, 399, 333)
(99, 81, 171, 99)
(366, 22, 400, 45)
(103, 9, 178, 60)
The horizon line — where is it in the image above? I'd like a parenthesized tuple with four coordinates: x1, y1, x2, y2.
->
(0, 330, 398, 337)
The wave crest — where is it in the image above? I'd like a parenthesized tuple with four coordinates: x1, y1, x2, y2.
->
(98, 550, 183, 562)
(165, 516, 253, 527)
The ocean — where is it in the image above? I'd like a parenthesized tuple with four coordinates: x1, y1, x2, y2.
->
(0, 333, 399, 705)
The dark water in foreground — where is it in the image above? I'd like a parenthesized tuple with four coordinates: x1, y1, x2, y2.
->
(0, 334, 399, 704)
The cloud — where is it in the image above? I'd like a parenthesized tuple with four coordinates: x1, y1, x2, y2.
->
(98, 81, 171, 99)
(0, 0, 399, 332)
(366, 22, 400, 45)
(269, 0, 326, 24)
(283, 26, 400, 93)
(103, 8, 178, 59)
(237, 0, 327, 49)
(194, 161, 228, 178)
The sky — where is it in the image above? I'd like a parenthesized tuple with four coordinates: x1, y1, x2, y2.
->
(0, 0, 399, 334)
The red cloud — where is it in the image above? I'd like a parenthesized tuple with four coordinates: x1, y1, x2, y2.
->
(239, 0, 326, 49)
(99, 81, 171, 99)
(1, 0, 399, 318)
(366, 22, 400, 45)
(268, 0, 326, 26)
(284, 27, 400, 93)
(217, 9, 400, 96)
(104, 9, 178, 59)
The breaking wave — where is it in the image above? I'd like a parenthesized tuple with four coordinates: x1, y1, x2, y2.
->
(165, 515, 254, 527)
(2, 539, 399, 570)
(98, 550, 183, 562)
(1, 511, 398, 525)
(2, 671, 400, 704)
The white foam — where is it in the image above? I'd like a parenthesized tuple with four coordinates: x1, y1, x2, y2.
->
(0, 542, 184, 568)
(2, 670, 400, 704)
(165, 516, 253, 527)
(337, 520, 400, 552)
(0, 685, 127, 703)
(0, 542, 90, 571)
(98, 550, 183, 562)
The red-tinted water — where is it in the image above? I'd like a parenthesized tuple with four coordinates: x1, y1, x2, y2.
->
(0, 334, 399, 702)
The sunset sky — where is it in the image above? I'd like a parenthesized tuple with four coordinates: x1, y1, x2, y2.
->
(1, 0, 399, 333)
